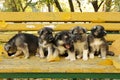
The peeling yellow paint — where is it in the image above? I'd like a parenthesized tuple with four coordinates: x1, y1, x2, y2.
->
(0, 21, 7, 29)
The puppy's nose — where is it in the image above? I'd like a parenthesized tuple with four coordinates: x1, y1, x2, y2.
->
(104, 31, 107, 34)
(8, 53, 14, 56)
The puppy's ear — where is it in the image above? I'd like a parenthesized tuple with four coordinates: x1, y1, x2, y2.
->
(68, 31, 72, 36)
(4, 44, 10, 52)
(103, 31, 107, 36)
(55, 33, 60, 40)
(71, 26, 80, 34)
(92, 26, 97, 30)
(38, 29, 43, 35)
(49, 28, 53, 32)
(82, 27, 87, 33)
(46, 27, 53, 32)
(91, 26, 97, 32)
(70, 28, 75, 34)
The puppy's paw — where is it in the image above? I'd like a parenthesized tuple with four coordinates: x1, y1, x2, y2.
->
(35, 53, 40, 57)
(69, 55, 76, 61)
(89, 53, 94, 59)
(98, 55, 101, 58)
(82, 56, 88, 61)
(76, 55, 82, 59)
(102, 57, 106, 59)
(70, 58, 76, 61)
(83, 50, 88, 60)
(24, 56, 29, 59)
(65, 56, 70, 60)
(40, 55, 45, 58)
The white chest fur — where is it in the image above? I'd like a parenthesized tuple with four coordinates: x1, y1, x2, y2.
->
(74, 41, 85, 50)
(39, 41, 49, 48)
(91, 38, 103, 51)
(94, 39, 103, 46)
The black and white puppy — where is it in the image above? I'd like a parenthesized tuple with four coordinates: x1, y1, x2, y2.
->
(88, 25, 114, 59)
(70, 26, 89, 61)
(54, 31, 76, 61)
(38, 27, 55, 59)
(4, 33, 38, 59)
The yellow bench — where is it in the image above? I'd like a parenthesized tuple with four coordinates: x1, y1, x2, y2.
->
(0, 12, 120, 42)
(0, 12, 120, 78)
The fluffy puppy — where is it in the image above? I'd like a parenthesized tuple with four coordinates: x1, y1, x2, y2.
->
(4, 33, 38, 59)
(88, 25, 114, 59)
(54, 31, 76, 61)
(70, 26, 89, 61)
(37, 27, 55, 59)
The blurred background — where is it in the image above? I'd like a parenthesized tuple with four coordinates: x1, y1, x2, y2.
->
(0, 0, 119, 12)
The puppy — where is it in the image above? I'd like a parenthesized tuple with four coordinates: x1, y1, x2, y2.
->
(54, 31, 76, 61)
(4, 33, 38, 59)
(88, 25, 114, 59)
(37, 27, 55, 59)
(70, 26, 89, 61)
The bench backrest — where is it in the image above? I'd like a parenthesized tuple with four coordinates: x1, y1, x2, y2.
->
(0, 12, 120, 42)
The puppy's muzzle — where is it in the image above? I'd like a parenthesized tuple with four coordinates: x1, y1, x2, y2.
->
(8, 53, 15, 56)
(64, 44, 70, 49)
(63, 40, 72, 49)
(72, 35, 81, 42)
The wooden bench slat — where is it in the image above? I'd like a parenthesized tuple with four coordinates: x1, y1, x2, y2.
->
(55, 23, 120, 31)
(0, 57, 119, 73)
(0, 34, 119, 42)
(105, 34, 120, 41)
(0, 12, 119, 22)
(0, 23, 120, 31)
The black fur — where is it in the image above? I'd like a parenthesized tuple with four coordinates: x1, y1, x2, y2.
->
(55, 31, 74, 52)
(4, 33, 38, 58)
(70, 26, 89, 60)
(38, 27, 54, 44)
(54, 31, 76, 61)
(88, 25, 114, 59)
(37, 27, 56, 58)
